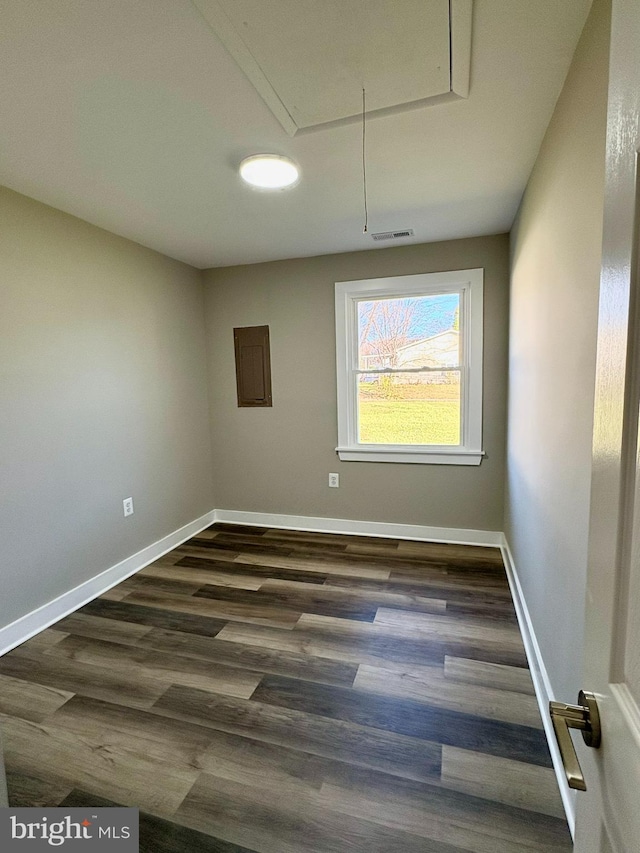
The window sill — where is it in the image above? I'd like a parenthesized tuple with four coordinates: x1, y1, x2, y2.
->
(335, 446, 484, 465)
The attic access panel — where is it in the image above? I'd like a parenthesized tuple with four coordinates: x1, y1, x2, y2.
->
(193, 0, 472, 135)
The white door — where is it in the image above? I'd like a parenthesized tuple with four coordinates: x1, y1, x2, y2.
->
(571, 0, 640, 850)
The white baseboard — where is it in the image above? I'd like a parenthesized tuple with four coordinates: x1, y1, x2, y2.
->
(0, 510, 216, 657)
(500, 536, 577, 838)
(213, 509, 502, 547)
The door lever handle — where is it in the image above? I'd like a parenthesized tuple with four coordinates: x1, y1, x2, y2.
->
(549, 690, 601, 791)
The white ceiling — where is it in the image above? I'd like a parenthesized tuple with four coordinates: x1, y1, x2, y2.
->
(0, 0, 592, 269)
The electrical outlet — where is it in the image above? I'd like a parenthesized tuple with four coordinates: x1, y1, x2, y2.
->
(329, 473, 339, 488)
(123, 497, 134, 517)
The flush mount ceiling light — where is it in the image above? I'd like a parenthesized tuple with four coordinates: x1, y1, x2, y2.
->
(239, 154, 300, 189)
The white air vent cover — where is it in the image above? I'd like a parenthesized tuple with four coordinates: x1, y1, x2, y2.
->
(371, 229, 415, 242)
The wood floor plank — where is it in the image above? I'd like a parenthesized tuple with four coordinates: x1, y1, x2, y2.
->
(289, 757, 563, 836)
(177, 772, 463, 853)
(55, 612, 155, 646)
(353, 663, 542, 727)
(141, 561, 269, 591)
(325, 573, 513, 605)
(344, 541, 411, 556)
(194, 583, 379, 622)
(381, 565, 503, 583)
(445, 600, 518, 622)
(444, 656, 536, 695)
(53, 697, 439, 821)
(6, 770, 74, 808)
(121, 589, 301, 630)
(198, 726, 372, 795)
(79, 598, 228, 637)
(212, 531, 350, 554)
(317, 779, 570, 853)
(195, 720, 556, 844)
(173, 545, 240, 562)
(52, 691, 211, 734)
(263, 529, 400, 550)
(147, 554, 184, 566)
(136, 628, 358, 687)
(279, 548, 452, 574)
(209, 523, 269, 537)
(45, 635, 263, 699)
(189, 537, 297, 557)
(0, 672, 73, 723)
(250, 675, 552, 767)
(294, 613, 528, 668)
(373, 608, 524, 649)
(176, 556, 330, 585)
(262, 577, 447, 615)
(397, 578, 512, 601)
(441, 745, 566, 819)
(217, 619, 447, 668)
(60, 788, 260, 853)
(396, 541, 504, 566)
(100, 587, 131, 601)
(115, 574, 204, 597)
(1, 714, 199, 817)
(0, 645, 168, 710)
(47, 696, 216, 771)
(189, 528, 219, 540)
(19, 628, 68, 650)
(234, 552, 392, 581)
(153, 685, 443, 784)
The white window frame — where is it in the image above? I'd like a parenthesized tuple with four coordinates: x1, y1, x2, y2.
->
(335, 268, 484, 465)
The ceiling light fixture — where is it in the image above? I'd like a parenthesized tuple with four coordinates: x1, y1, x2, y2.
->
(239, 154, 300, 189)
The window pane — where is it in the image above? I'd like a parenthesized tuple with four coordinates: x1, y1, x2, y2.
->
(358, 372, 461, 445)
(358, 293, 460, 371)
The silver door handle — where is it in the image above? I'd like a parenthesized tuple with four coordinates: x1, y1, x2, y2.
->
(549, 690, 601, 791)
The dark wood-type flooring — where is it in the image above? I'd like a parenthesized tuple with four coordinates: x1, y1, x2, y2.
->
(0, 524, 572, 852)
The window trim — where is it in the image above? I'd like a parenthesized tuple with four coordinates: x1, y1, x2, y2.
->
(335, 268, 484, 465)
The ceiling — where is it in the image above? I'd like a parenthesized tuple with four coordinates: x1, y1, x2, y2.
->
(0, 0, 592, 269)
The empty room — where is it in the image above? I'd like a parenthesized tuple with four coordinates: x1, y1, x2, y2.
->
(1, 1, 639, 851)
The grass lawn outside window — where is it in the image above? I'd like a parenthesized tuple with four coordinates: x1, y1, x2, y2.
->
(358, 382, 460, 445)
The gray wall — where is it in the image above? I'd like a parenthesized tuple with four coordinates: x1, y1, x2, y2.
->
(0, 186, 214, 630)
(204, 235, 509, 532)
(505, 0, 610, 700)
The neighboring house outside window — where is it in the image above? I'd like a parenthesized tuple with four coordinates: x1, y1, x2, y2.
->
(335, 268, 484, 465)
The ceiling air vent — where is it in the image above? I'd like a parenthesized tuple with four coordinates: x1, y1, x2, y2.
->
(371, 229, 415, 242)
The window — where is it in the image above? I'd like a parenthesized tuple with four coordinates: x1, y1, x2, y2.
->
(335, 269, 484, 465)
